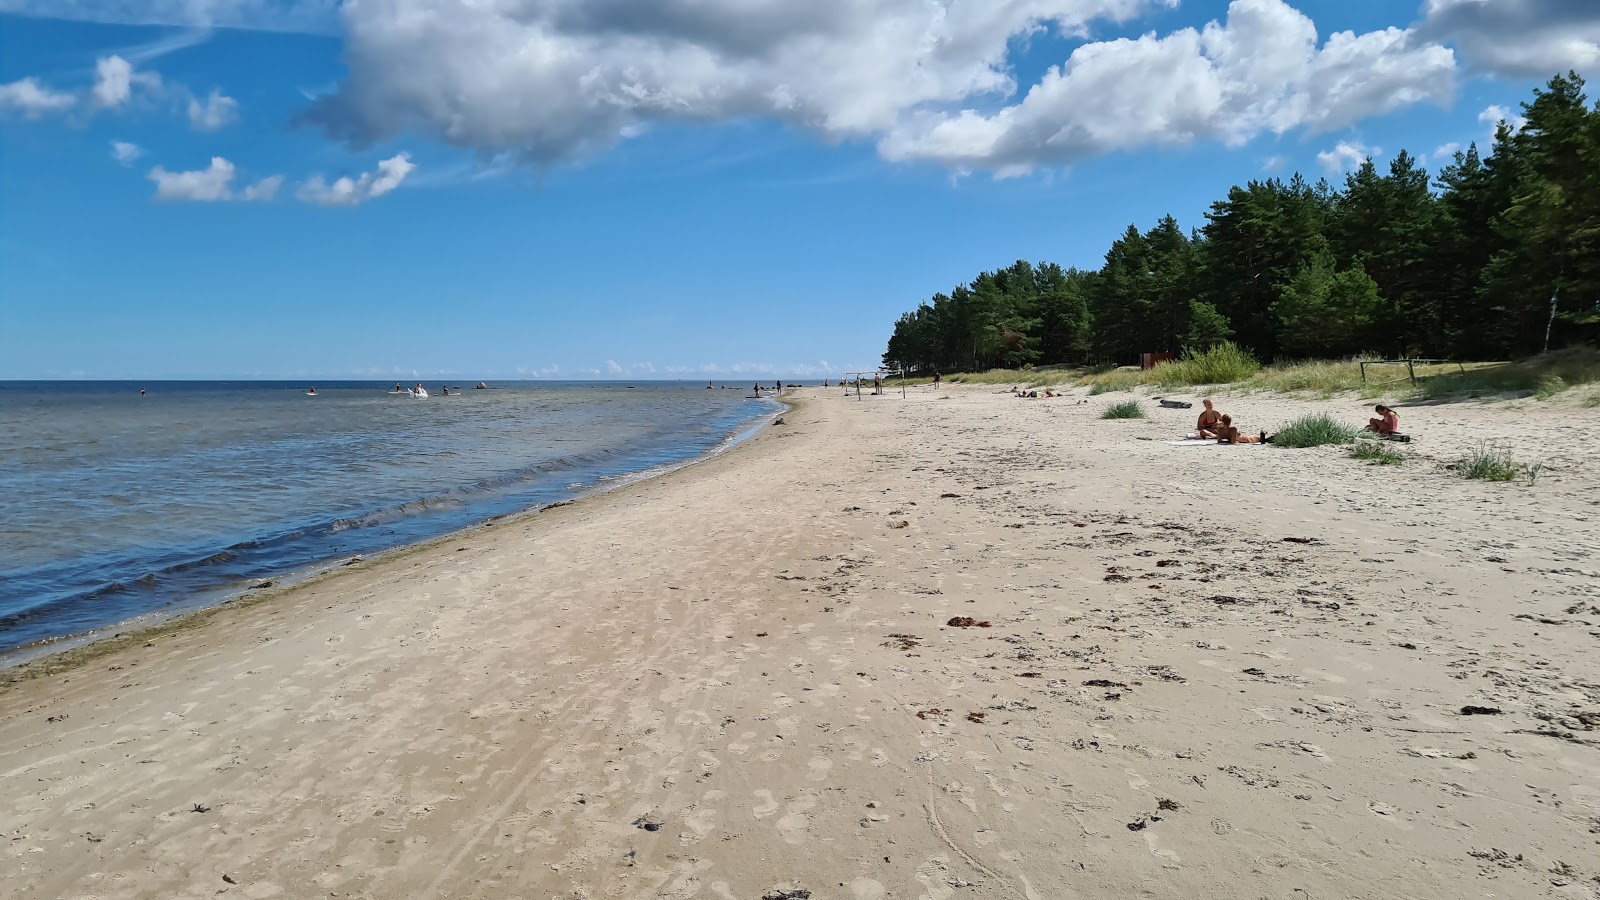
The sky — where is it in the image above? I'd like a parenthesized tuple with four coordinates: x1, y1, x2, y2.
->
(1, 0, 1597, 380)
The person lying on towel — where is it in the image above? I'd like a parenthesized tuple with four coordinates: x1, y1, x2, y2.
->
(1215, 414, 1271, 444)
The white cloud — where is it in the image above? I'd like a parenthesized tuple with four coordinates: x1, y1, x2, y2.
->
(147, 157, 282, 202)
(92, 55, 161, 108)
(296, 152, 416, 206)
(149, 156, 236, 201)
(881, 0, 1455, 174)
(634, 361, 656, 375)
(1418, 0, 1600, 77)
(0, 77, 76, 117)
(1316, 139, 1378, 174)
(605, 360, 625, 375)
(1479, 103, 1529, 136)
(110, 140, 143, 165)
(1432, 141, 1461, 161)
(303, 0, 1454, 176)
(1263, 155, 1285, 172)
(241, 174, 284, 201)
(187, 88, 238, 131)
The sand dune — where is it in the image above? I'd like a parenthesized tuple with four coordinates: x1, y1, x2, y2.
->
(3, 384, 1598, 899)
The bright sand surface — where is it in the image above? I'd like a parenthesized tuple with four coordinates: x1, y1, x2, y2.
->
(3, 384, 1599, 900)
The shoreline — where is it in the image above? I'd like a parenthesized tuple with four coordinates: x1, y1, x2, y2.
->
(0, 395, 788, 682)
(3, 384, 1596, 900)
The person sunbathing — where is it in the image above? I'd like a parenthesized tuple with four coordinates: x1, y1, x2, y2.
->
(1215, 414, 1269, 444)
(1196, 399, 1223, 438)
(1367, 405, 1400, 436)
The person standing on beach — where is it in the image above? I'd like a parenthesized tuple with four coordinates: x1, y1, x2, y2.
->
(872, 372, 882, 394)
(933, 370, 941, 387)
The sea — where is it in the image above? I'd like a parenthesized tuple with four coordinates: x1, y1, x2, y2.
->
(0, 380, 784, 660)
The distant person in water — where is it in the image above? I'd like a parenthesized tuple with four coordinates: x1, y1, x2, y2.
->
(394, 383, 402, 392)
(139, 388, 146, 397)
(1196, 399, 1223, 438)
(1367, 405, 1400, 436)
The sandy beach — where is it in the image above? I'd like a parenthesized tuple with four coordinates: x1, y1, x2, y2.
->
(3, 383, 1598, 900)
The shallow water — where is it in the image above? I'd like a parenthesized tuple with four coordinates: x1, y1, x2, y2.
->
(0, 380, 779, 654)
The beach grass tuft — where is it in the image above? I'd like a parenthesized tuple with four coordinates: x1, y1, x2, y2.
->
(1152, 342, 1262, 387)
(1455, 444, 1523, 482)
(1101, 400, 1145, 419)
(1349, 440, 1404, 465)
(1272, 414, 1358, 448)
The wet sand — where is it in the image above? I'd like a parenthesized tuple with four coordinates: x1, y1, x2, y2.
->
(3, 384, 1598, 899)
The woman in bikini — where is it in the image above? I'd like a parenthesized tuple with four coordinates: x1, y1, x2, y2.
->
(1196, 399, 1223, 439)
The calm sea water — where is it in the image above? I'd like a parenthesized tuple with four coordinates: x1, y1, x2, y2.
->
(0, 381, 781, 657)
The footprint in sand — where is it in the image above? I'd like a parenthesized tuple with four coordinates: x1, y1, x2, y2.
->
(849, 877, 887, 899)
(776, 796, 817, 845)
(752, 790, 780, 819)
(682, 805, 718, 843)
(807, 757, 833, 782)
(914, 855, 957, 900)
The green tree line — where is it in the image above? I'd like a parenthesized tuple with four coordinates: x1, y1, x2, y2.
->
(883, 73, 1600, 372)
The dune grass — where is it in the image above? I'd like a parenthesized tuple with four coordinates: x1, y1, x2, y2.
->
(1349, 440, 1404, 465)
(1413, 347, 1600, 400)
(1152, 342, 1261, 387)
(945, 368, 1057, 387)
(940, 345, 1599, 400)
(1272, 414, 1359, 448)
(1084, 369, 1148, 394)
(1454, 444, 1523, 482)
(1101, 400, 1145, 419)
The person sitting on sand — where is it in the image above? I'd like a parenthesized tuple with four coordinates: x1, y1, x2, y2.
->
(1215, 414, 1270, 444)
(1196, 399, 1223, 438)
(1367, 405, 1400, 436)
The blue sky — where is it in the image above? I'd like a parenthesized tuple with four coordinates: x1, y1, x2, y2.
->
(2, 0, 1596, 379)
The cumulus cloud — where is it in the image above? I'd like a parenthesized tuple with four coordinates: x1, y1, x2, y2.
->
(1479, 103, 1529, 135)
(296, 152, 416, 206)
(187, 88, 239, 131)
(1432, 141, 1461, 161)
(1316, 139, 1377, 174)
(0, 77, 76, 116)
(241, 174, 284, 201)
(1418, 0, 1600, 78)
(148, 157, 282, 202)
(92, 55, 161, 108)
(303, 0, 1454, 176)
(110, 140, 143, 164)
(881, 0, 1455, 174)
(605, 360, 625, 376)
(149, 157, 236, 201)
